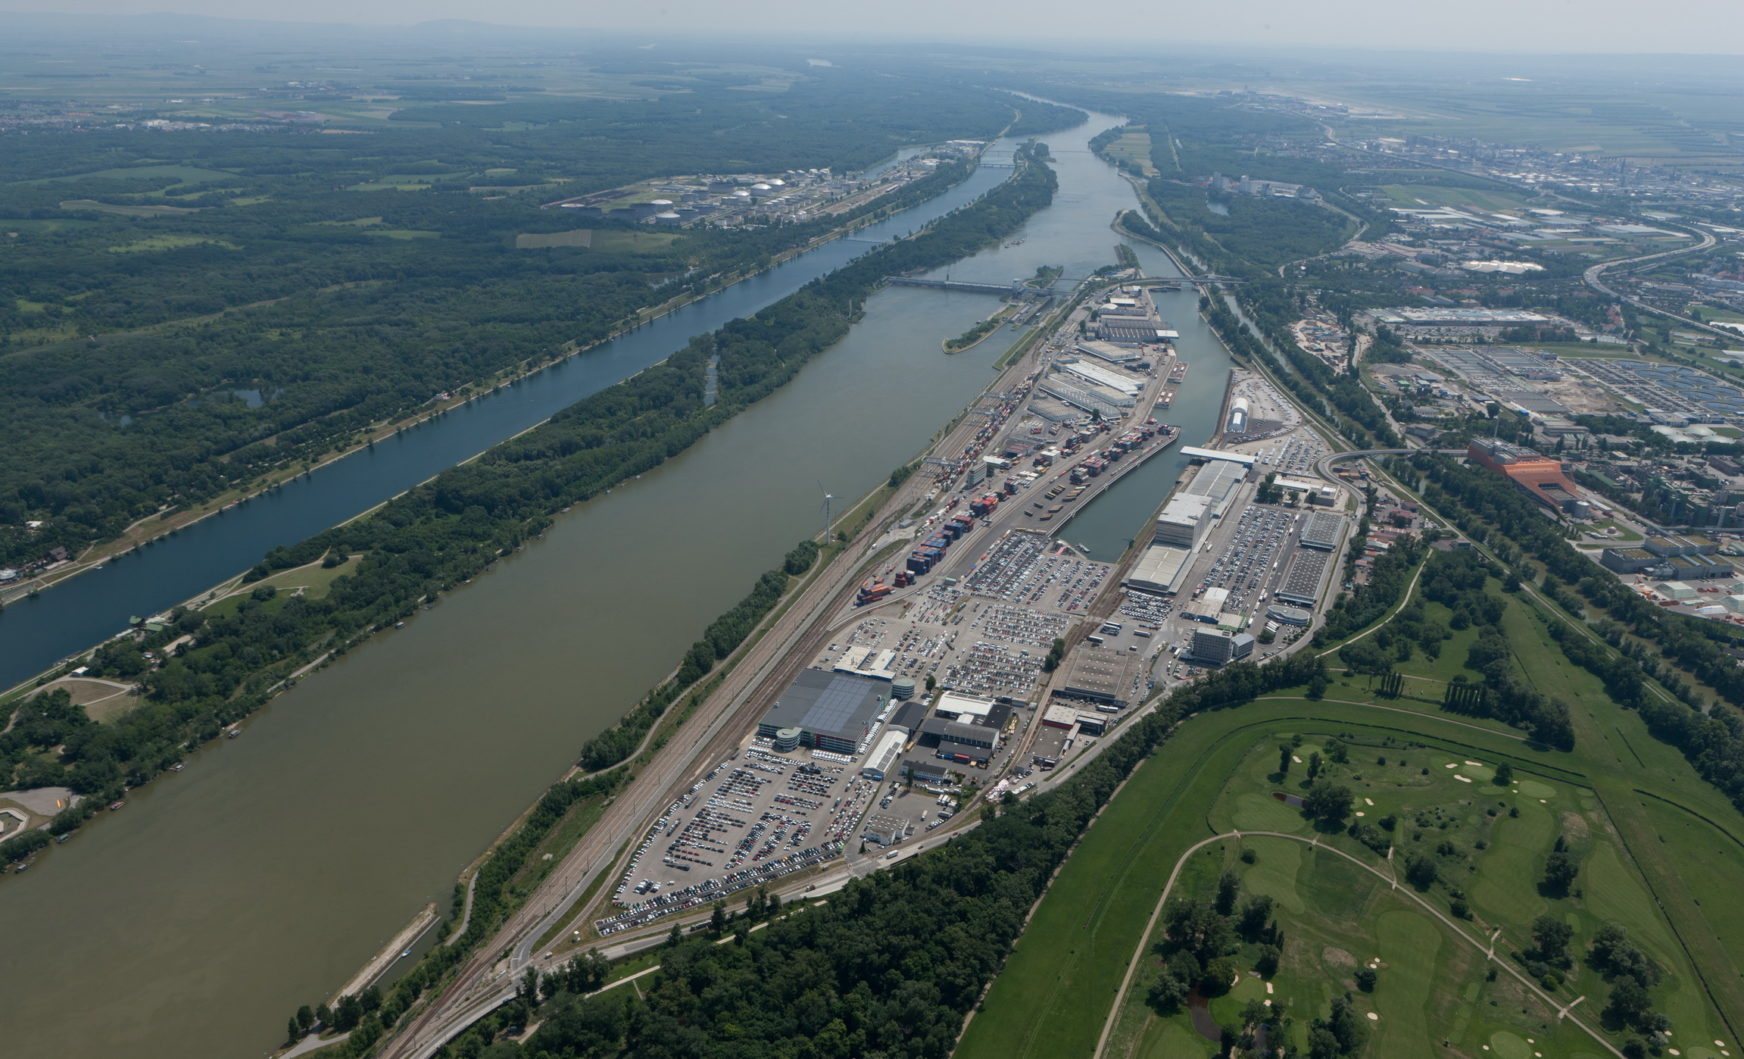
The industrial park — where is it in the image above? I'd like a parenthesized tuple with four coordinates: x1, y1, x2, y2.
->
(540, 142, 986, 229)
(587, 281, 1356, 939)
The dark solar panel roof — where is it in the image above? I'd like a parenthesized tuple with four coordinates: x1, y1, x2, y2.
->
(762, 669, 887, 742)
(803, 674, 876, 734)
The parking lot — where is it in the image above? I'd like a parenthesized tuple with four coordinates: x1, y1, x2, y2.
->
(1252, 433, 1328, 477)
(595, 745, 881, 935)
(1196, 506, 1297, 613)
(963, 530, 1109, 612)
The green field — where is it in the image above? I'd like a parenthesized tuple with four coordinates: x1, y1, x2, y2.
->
(959, 579, 1744, 1059)
(1374, 183, 1532, 214)
(346, 176, 435, 191)
(1102, 127, 1158, 176)
(200, 554, 359, 620)
(21, 163, 235, 187)
(57, 199, 204, 217)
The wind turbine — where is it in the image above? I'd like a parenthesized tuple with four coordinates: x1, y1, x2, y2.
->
(818, 482, 834, 543)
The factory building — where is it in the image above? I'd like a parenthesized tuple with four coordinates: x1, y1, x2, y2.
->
(1467, 438, 1589, 518)
(917, 717, 997, 765)
(934, 692, 997, 723)
(1643, 535, 1717, 558)
(757, 669, 890, 755)
(1662, 555, 1734, 580)
(1599, 547, 1660, 574)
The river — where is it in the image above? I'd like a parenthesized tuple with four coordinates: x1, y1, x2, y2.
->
(0, 158, 1014, 692)
(0, 106, 1234, 1059)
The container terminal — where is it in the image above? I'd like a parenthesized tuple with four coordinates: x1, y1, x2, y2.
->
(593, 287, 1351, 936)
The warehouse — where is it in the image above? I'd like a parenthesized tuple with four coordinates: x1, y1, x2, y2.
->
(757, 669, 891, 755)
(1056, 358, 1143, 397)
(1075, 339, 1144, 367)
(1041, 702, 1080, 729)
(1058, 645, 1141, 707)
(1300, 511, 1345, 551)
(1125, 543, 1194, 595)
(1182, 460, 1248, 506)
(1276, 549, 1331, 607)
(861, 730, 909, 780)
(1154, 495, 1212, 547)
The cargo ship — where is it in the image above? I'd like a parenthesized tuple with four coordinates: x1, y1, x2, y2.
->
(1167, 360, 1189, 385)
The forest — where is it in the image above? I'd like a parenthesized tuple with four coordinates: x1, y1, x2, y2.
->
(0, 143, 1061, 848)
(0, 70, 1083, 567)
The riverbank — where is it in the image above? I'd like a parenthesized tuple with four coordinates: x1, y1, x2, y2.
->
(0, 146, 1057, 873)
(332, 903, 439, 1006)
(0, 104, 1174, 1059)
(942, 303, 1019, 352)
(0, 159, 995, 615)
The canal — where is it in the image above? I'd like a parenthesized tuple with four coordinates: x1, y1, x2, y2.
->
(0, 106, 1235, 1059)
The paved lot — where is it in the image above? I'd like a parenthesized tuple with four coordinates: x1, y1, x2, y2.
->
(597, 747, 877, 935)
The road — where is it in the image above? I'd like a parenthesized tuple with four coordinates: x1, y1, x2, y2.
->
(1583, 223, 1722, 338)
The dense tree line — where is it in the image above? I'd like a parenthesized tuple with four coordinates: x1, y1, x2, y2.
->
(1235, 283, 1400, 447)
(0, 71, 1059, 565)
(1408, 453, 1744, 809)
(1315, 535, 1428, 645)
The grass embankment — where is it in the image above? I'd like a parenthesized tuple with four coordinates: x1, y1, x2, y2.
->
(961, 581, 1744, 1058)
(944, 307, 1015, 353)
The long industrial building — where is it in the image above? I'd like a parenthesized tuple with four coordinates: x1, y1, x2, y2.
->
(1467, 438, 1590, 518)
(1056, 358, 1143, 397)
(1300, 511, 1345, 551)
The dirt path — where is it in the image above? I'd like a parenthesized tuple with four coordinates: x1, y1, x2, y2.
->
(1091, 830, 1625, 1059)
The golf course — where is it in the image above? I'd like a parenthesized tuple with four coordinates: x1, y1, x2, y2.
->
(956, 559, 1744, 1059)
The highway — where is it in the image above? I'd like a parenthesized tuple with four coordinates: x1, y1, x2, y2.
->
(1583, 222, 1724, 339)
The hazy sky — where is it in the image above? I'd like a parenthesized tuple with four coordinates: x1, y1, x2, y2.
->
(8, 0, 1744, 55)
